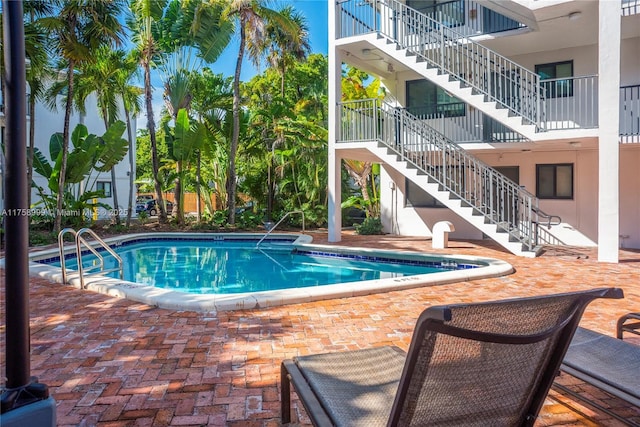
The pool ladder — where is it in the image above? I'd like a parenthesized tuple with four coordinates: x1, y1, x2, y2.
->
(256, 210, 305, 248)
(58, 227, 123, 290)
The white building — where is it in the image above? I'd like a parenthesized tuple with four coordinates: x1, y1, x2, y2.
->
(327, 0, 639, 262)
(1, 90, 137, 222)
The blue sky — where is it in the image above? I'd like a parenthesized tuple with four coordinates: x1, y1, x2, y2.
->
(142, 0, 328, 128)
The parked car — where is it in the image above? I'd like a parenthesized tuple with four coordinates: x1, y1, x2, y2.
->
(136, 199, 173, 216)
(136, 194, 154, 204)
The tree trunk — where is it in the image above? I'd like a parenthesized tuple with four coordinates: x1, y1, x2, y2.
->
(144, 59, 167, 223)
(228, 22, 246, 225)
(110, 167, 120, 223)
(267, 145, 273, 222)
(196, 149, 201, 222)
(174, 161, 183, 224)
(344, 161, 374, 217)
(124, 105, 134, 227)
(102, 114, 120, 225)
(55, 58, 76, 234)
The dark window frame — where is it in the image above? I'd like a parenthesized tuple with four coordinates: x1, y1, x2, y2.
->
(406, 0, 466, 28)
(406, 79, 465, 119)
(97, 181, 112, 198)
(536, 163, 574, 200)
(535, 60, 574, 98)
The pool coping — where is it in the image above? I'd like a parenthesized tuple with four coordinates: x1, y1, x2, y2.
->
(18, 232, 514, 313)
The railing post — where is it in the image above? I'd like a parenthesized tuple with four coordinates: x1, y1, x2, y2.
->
(536, 74, 542, 130)
(373, 0, 378, 32)
(486, 53, 492, 98)
(439, 11, 445, 72)
(337, 102, 341, 142)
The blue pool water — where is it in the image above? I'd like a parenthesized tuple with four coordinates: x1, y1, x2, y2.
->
(48, 239, 467, 294)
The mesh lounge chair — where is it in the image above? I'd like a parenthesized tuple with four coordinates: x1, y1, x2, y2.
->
(281, 287, 623, 427)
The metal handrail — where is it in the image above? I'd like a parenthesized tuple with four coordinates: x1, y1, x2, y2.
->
(533, 207, 562, 229)
(75, 228, 123, 290)
(256, 211, 305, 248)
(58, 228, 108, 285)
(337, 0, 545, 129)
(338, 99, 567, 252)
(58, 227, 123, 290)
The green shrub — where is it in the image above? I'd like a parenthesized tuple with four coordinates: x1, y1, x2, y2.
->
(137, 210, 149, 224)
(29, 230, 57, 246)
(354, 217, 383, 235)
(237, 210, 262, 229)
(211, 210, 228, 227)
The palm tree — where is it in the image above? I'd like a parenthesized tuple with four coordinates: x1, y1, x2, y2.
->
(115, 52, 143, 227)
(26, 5, 54, 209)
(191, 70, 234, 219)
(264, 5, 310, 98)
(159, 2, 232, 223)
(0, 2, 54, 208)
(71, 46, 141, 225)
(129, 0, 169, 223)
(40, 0, 126, 233)
(220, 0, 300, 225)
(161, 55, 193, 224)
(131, 0, 232, 223)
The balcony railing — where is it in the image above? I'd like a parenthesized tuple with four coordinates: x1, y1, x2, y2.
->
(622, 0, 640, 15)
(621, 85, 640, 143)
(406, 80, 639, 142)
(407, 104, 527, 143)
(541, 76, 598, 131)
(413, 0, 525, 36)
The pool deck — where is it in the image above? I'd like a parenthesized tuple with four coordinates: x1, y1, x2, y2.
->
(2, 230, 640, 426)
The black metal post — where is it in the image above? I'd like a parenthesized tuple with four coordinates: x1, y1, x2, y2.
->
(3, 0, 30, 390)
(0, 2, 55, 421)
(1, 1, 52, 417)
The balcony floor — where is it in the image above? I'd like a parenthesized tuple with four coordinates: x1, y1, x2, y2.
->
(3, 231, 639, 426)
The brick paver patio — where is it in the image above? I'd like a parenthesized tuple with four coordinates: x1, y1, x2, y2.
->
(2, 231, 639, 426)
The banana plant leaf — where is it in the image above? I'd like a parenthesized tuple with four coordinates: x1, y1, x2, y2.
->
(94, 121, 129, 172)
(32, 147, 53, 180)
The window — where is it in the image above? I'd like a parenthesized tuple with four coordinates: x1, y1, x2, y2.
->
(407, 0, 465, 27)
(406, 79, 465, 118)
(535, 60, 573, 98)
(536, 164, 573, 199)
(482, 8, 521, 33)
(405, 178, 446, 208)
(96, 181, 112, 198)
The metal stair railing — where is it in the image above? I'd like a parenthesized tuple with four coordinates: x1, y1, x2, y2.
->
(339, 99, 567, 252)
(57, 227, 123, 290)
(337, 0, 546, 130)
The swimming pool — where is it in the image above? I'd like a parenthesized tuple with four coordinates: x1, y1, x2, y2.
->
(48, 240, 461, 294)
(25, 233, 514, 312)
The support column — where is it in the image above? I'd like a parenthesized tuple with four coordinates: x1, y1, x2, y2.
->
(327, 0, 342, 242)
(597, 0, 621, 263)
